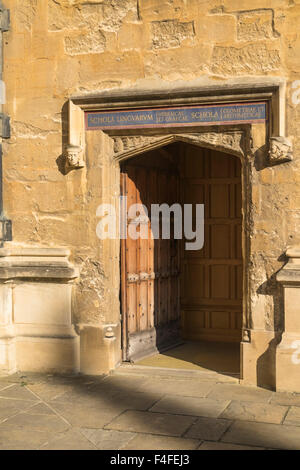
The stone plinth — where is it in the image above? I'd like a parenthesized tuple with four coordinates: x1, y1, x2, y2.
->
(0, 243, 80, 375)
(276, 247, 300, 392)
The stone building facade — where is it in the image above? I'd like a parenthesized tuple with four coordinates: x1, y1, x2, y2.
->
(0, 0, 300, 392)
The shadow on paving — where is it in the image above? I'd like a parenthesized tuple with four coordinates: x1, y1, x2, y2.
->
(0, 371, 297, 450)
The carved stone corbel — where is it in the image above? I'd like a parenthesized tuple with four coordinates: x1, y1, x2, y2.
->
(269, 136, 293, 165)
(64, 144, 85, 171)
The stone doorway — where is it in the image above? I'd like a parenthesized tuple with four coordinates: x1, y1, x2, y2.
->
(120, 141, 243, 376)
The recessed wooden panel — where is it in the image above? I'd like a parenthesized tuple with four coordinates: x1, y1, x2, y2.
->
(184, 264, 205, 300)
(210, 184, 230, 218)
(185, 150, 205, 177)
(211, 225, 230, 258)
(182, 146, 243, 343)
(211, 265, 230, 299)
(210, 153, 230, 178)
(210, 311, 231, 330)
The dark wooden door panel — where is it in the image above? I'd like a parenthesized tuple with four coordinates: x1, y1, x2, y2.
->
(181, 146, 243, 343)
(121, 150, 181, 362)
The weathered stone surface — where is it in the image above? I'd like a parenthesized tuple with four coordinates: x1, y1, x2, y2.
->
(283, 406, 300, 427)
(220, 400, 287, 424)
(211, 43, 280, 74)
(122, 433, 199, 450)
(0, 382, 13, 392)
(80, 428, 136, 450)
(136, 377, 214, 397)
(50, 401, 122, 428)
(65, 30, 106, 56)
(0, 399, 36, 421)
(222, 421, 300, 450)
(0, 384, 38, 401)
(106, 410, 196, 436)
(0, 428, 54, 450)
(270, 392, 300, 407)
(41, 429, 97, 450)
(150, 396, 229, 418)
(151, 20, 195, 49)
(237, 10, 278, 41)
(184, 416, 232, 441)
(207, 383, 272, 403)
(48, 0, 138, 33)
(1, 412, 70, 433)
(198, 441, 266, 450)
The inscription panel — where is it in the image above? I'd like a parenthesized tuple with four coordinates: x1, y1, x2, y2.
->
(86, 102, 267, 130)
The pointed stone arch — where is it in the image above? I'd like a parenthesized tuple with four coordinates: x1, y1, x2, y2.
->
(111, 130, 246, 162)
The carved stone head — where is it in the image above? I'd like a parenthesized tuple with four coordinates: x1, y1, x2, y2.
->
(64, 145, 85, 170)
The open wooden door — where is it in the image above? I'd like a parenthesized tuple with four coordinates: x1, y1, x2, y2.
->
(120, 150, 181, 362)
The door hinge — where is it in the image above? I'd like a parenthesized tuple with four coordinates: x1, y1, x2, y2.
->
(0, 8, 10, 32)
(0, 114, 10, 139)
(0, 218, 12, 244)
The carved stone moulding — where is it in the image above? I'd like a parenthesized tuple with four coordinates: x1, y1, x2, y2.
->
(112, 130, 245, 161)
(68, 78, 289, 168)
(269, 136, 293, 165)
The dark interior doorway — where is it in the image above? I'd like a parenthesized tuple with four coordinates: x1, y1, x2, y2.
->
(120, 142, 243, 377)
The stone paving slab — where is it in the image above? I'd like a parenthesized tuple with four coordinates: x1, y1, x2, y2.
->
(81, 428, 136, 450)
(0, 382, 13, 392)
(0, 398, 37, 422)
(52, 388, 162, 413)
(150, 395, 229, 418)
(184, 416, 232, 441)
(0, 428, 56, 450)
(222, 421, 300, 450)
(0, 371, 299, 449)
(198, 441, 266, 450)
(106, 410, 197, 436)
(27, 382, 82, 402)
(283, 406, 300, 426)
(220, 400, 288, 424)
(0, 384, 39, 401)
(99, 375, 150, 392)
(0, 410, 70, 433)
(40, 429, 97, 450)
(122, 434, 200, 450)
(26, 403, 57, 416)
(50, 401, 122, 429)
(207, 383, 272, 403)
(136, 378, 215, 398)
(270, 392, 300, 407)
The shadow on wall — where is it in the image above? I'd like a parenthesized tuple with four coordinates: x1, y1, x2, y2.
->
(56, 102, 70, 175)
(256, 255, 286, 390)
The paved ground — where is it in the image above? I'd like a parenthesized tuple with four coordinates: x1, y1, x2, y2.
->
(0, 366, 300, 450)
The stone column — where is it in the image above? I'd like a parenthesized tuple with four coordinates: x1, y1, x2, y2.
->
(0, 243, 80, 375)
(276, 247, 300, 392)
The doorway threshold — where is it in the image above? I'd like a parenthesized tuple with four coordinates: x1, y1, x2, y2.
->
(119, 341, 240, 381)
(116, 363, 239, 383)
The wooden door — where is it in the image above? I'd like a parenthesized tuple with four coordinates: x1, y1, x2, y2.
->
(121, 149, 181, 362)
(181, 145, 243, 343)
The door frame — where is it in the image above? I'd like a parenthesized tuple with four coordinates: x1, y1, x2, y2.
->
(67, 80, 289, 381)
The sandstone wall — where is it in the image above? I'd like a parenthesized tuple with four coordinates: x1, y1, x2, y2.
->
(2, 0, 300, 337)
